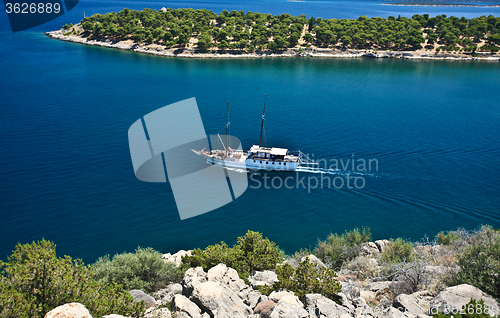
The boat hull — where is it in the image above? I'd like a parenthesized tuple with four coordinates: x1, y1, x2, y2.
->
(206, 157, 298, 171)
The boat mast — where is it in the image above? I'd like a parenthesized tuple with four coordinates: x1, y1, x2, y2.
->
(226, 101, 229, 157)
(259, 94, 267, 147)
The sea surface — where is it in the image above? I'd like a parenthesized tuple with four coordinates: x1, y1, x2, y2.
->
(0, 0, 499, 263)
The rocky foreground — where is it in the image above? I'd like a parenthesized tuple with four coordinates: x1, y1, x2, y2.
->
(45, 243, 500, 318)
(46, 30, 500, 61)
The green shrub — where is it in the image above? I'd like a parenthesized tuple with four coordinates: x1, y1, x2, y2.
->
(455, 226, 500, 298)
(315, 227, 371, 270)
(0, 239, 144, 318)
(182, 230, 283, 281)
(432, 298, 492, 318)
(380, 238, 415, 264)
(436, 231, 460, 245)
(261, 257, 342, 302)
(93, 247, 185, 293)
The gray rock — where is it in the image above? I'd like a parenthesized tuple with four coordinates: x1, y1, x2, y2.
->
(376, 307, 407, 318)
(45, 303, 93, 318)
(207, 263, 252, 297)
(429, 284, 499, 316)
(374, 240, 391, 252)
(362, 242, 380, 255)
(337, 292, 355, 312)
(269, 290, 295, 302)
(254, 300, 277, 318)
(271, 295, 308, 318)
(153, 284, 183, 306)
(162, 250, 192, 266)
(353, 297, 367, 308)
(244, 290, 268, 309)
(250, 270, 279, 289)
(181, 267, 208, 297)
(190, 281, 252, 318)
(305, 293, 352, 318)
(367, 281, 392, 292)
(300, 254, 327, 268)
(393, 291, 433, 316)
(129, 289, 156, 307)
(144, 307, 172, 318)
(172, 294, 202, 318)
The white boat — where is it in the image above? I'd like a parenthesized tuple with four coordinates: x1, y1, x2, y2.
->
(193, 95, 315, 171)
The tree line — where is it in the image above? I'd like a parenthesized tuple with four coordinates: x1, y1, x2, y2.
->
(63, 8, 500, 53)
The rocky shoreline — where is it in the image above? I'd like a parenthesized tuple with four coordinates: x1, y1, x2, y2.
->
(45, 240, 500, 318)
(45, 30, 500, 61)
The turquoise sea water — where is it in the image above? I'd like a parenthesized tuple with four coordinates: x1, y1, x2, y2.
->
(0, 0, 499, 263)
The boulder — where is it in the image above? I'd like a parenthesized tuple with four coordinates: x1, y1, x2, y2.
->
(190, 281, 252, 318)
(254, 300, 277, 318)
(300, 255, 327, 268)
(393, 291, 433, 316)
(269, 290, 295, 302)
(271, 295, 308, 318)
(374, 240, 391, 252)
(244, 291, 268, 309)
(362, 242, 380, 255)
(305, 293, 352, 318)
(144, 308, 171, 318)
(162, 250, 192, 266)
(207, 263, 251, 297)
(129, 289, 156, 307)
(172, 294, 202, 318)
(367, 281, 392, 292)
(377, 306, 406, 318)
(153, 284, 183, 306)
(429, 284, 499, 316)
(337, 292, 355, 312)
(181, 267, 208, 297)
(44, 303, 93, 318)
(249, 270, 279, 289)
(352, 297, 367, 308)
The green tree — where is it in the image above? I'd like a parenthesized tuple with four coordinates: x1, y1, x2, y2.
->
(380, 238, 415, 264)
(455, 226, 500, 298)
(93, 247, 185, 293)
(0, 240, 144, 318)
(264, 257, 342, 302)
(182, 230, 283, 281)
(196, 32, 213, 51)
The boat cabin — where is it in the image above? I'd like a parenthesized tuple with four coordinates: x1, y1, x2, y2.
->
(248, 145, 288, 160)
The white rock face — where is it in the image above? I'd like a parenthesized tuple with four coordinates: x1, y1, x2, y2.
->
(249, 270, 279, 289)
(300, 255, 327, 268)
(394, 291, 433, 316)
(44, 303, 93, 318)
(190, 280, 252, 318)
(129, 289, 156, 307)
(144, 307, 172, 318)
(162, 250, 192, 266)
(305, 293, 352, 318)
(181, 266, 208, 297)
(172, 294, 202, 318)
(270, 295, 308, 318)
(429, 284, 499, 316)
(269, 290, 295, 302)
(207, 263, 252, 297)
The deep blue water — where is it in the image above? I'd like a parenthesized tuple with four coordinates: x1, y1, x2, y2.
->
(0, 0, 499, 263)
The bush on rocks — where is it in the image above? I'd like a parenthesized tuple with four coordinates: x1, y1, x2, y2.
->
(315, 227, 372, 270)
(93, 247, 185, 293)
(380, 238, 415, 264)
(0, 240, 144, 318)
(261, 257, 342, 302)
(181, 230, 283, 282)
(455, 226, 500, 298)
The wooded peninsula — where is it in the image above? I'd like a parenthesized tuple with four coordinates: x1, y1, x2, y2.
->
(48, 8, 500, 59)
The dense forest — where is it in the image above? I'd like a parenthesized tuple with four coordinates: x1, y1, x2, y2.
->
(62, 8, 500, 53)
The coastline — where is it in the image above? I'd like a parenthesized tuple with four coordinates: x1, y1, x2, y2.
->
(46, 30, 500, 61)
(383, 3, 500, 7)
